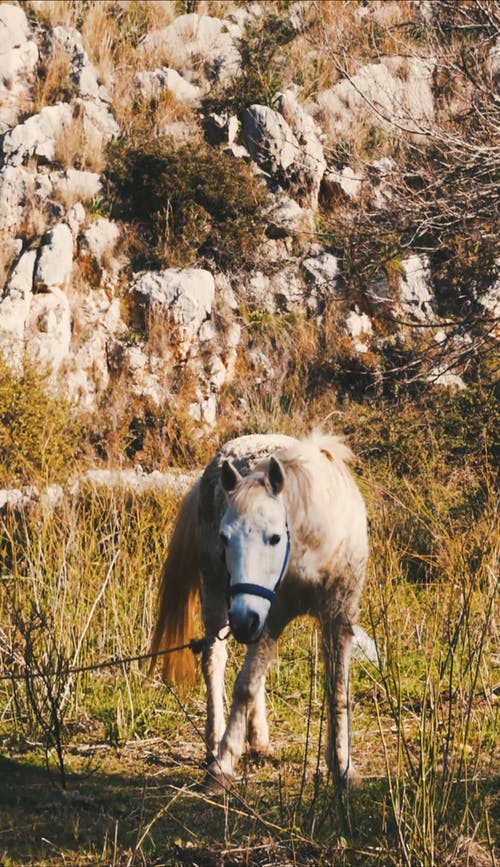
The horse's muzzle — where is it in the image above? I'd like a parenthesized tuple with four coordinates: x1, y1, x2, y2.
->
(229, 608, 264, 644)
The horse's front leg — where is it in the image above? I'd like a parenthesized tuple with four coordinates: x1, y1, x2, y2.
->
(206, 632, 276, 788)
(321, 614, 358, 789)
(247, 678, 269, 755)
(200, 588, 228, 762)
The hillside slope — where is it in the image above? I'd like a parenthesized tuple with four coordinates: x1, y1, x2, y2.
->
(0, 0, 498, 469)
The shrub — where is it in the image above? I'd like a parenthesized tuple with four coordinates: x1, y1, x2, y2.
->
(0, 356, 82, 487)
(203, 12, 296, 118)
(105, 137, 270, 270)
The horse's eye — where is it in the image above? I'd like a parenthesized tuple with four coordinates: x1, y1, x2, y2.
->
(220, 532, 228, 546)
(269, 534, 281, 546)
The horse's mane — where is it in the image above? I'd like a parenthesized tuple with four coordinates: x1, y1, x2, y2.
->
(274, 433, 353, 536)
(231, 432, 354, 544)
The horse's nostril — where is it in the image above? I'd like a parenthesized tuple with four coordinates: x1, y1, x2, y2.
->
(249, 611, 260, 635)
(229, 609, 263, 644)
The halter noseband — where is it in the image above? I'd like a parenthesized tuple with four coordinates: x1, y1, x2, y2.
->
(227, 522, 291, 605)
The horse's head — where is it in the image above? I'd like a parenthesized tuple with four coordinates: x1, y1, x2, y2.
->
(219, 456, 290, 644)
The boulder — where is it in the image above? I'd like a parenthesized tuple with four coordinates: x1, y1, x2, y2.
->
(398, 255, 434, 322)
(49, 169, 102, 204)
(346, 306, 373, 353)
(47, 26, 109, 102)
(0, 165, 32, 231)
(189, 388, 217, 427)
(65, 291, 126, 409)
(270, 266, 306, 309)
(266, 193, 314, 239)
(82, 218, 120, 266)
(0, 249, 36, 367)
(274, 90, 326, 204)
(247, 271, 272, 311)
(243, 94, 326, 205)
(28, 287, 72, 372)
(140, 14, 241, 86)
(0, 4, 38, 133)
(302, 252, 339, 288)
(322, 166, 363, 200)
(34, 222, 73, 291)
(66, 333, 109, 410)
(134, 67, 201, 102)
(77, 98, 120, 147)
(2, 103, 73, 166)
(314, 57, 434, 139)
(242, 104, 300, 180)
(131, 267, 215, 348)
(65, 202, 87, 237)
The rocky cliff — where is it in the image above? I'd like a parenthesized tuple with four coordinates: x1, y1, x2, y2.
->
(0, 0, 498, 467)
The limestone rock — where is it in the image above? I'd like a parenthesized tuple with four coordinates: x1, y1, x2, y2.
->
(28, 287, 72, 372)
(2, 103, 73, 166)
(398, 255, 434, 322)
(0, 165, 32, 231)
(0, 4, 38, 133)
(49, 169, 102, 204)
(247, 271, 272, 311)
(189, 390, 217, 427)
(322, 166, 363, 200)
(0, 249, 36, 367)
(134, 67, 201, 102)
(131, 267, 215, 346)
(270, 266, 306, 309)
(77, 98, 120, 147)
(82, 218, 120, 266)
(243, 94, 326, 205)
(34, 222, 73, 291)
(346, 306, 373, 353)
(266, 193, 314, 239)
(242, 104, 300, 180)
(65, 291, 126, 409)
(314, 57, 434, 139)
(47, 26, 109, 102)
(302, 252, 339, 288)
(65, 202, 86, 237)
(274, 90, 326, 204)
(140, 14, 241, 87)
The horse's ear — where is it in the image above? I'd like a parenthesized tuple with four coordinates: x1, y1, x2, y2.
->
(267, 456, 285, 495)
(221, 459, 241, 493)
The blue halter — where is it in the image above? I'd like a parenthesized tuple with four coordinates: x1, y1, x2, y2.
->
(227, 522, 291, 605)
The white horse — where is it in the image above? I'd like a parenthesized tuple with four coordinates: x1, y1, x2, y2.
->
(150, 432, 374, 790)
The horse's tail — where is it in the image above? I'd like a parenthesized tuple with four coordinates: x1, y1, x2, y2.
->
(149, 480, 201, 685)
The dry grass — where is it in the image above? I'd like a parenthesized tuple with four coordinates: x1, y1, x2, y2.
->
(28, 0, 85, 28)
(32, 45, 75, 112)
(0, 445, 496, 865)
(53, 108, 105, 172)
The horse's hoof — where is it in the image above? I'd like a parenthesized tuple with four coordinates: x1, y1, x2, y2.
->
(338, 767, 361, 791)
(249, 744, 270, 760)
(202, 764, 233, 794)
(348, 769, 362, 790)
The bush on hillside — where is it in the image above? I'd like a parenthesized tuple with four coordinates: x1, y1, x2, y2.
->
(105, 137, 270, 270)
(0, 356, 82, 487)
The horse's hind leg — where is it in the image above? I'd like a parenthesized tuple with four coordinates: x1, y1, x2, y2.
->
(321, 612, 358, 789)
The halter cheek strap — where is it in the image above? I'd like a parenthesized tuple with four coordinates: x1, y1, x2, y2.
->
(227, 522, 291, 605)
